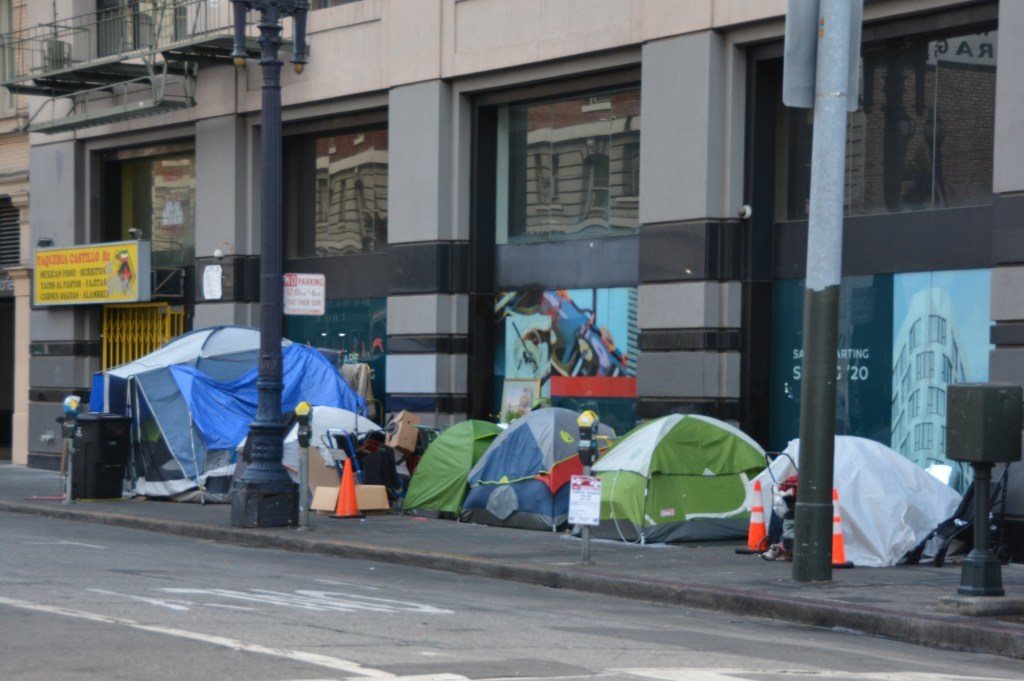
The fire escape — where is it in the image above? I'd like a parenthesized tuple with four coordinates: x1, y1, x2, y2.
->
(0, 1, 274, 134)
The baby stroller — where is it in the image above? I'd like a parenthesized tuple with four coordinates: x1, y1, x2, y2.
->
(903, 465, 1013, 566)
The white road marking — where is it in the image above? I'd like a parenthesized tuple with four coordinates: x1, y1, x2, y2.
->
(203, 603, 256, 612)
(25, 540, 106, 549)
(87, 589, 192, 612)
(314, 578, 381, 591)
(617, 670, 1015, 681)
(0, 596, 395, 677)
(159, 588, 453, 615)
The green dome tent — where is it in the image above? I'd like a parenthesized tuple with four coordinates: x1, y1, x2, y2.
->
(402, 420, 503, 516)
(590, 414, 766, 543)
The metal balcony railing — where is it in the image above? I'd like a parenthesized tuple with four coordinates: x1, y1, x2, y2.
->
(0, 1, 256, 91)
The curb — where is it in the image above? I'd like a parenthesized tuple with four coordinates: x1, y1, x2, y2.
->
(2, 499, 1022, 660)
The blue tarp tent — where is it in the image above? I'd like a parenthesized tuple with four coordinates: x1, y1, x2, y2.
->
(89, 326, 364, 501)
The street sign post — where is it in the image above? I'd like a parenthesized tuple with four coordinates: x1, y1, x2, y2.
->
(783, 0, 864, 583)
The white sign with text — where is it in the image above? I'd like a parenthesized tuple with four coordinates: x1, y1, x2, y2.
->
(568, 474, 602, 526)
(283, 273, 326, 316)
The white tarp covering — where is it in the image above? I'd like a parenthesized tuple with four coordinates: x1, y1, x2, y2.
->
(280, 406, 382, 482)
(749, 436, 962, 567)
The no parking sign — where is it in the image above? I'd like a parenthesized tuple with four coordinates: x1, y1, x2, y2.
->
(568, 475, 601, 526)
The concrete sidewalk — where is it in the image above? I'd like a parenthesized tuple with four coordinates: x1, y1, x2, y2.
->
(2, 463, 1023, 659)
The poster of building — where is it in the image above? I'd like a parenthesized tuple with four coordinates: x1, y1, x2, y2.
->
(890, 270, 992, 471)
(769, 275, 894, 452)
(769, 268, 992, 484)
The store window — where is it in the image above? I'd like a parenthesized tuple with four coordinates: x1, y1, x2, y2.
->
(312, 0, 361, 9)
(102, 151, 196, 270)
(770, 269, 992, 489)
(779, 30, 996, 220)
(495, 87, 640, 244)
(283, 297, 387, 413)
(493, 287, 638, 434)
(285, 128, 388, 258)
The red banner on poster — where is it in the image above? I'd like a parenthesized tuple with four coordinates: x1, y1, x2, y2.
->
(549, 376, 637, 398)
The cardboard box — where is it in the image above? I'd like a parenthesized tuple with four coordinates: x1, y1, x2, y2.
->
(306, 447, 341, 497)
(355, 484, 390, 513)
(385, 410, 421, 452)
(311, 486, 339, 514)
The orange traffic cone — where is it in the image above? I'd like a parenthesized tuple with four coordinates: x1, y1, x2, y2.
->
(832, 488, 853, 568)
(736, 480, 768, 554)
(331, 456, 364, 519)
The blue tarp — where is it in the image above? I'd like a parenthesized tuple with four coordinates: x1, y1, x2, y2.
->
(169, 344, 364, 451)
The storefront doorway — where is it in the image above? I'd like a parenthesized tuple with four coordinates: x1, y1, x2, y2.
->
(0, 298, 13, 460)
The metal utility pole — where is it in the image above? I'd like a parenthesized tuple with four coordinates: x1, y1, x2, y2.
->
(783, 0, 862, 582)
(229, 0, 309, 528)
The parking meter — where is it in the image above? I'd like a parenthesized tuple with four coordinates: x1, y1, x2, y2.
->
(295, 401, 313, 530)
(947, 383, 1022, 597)
(576, 410, 600, 565)
(60, 395, 81, 504)
(577, 410, 600, 467)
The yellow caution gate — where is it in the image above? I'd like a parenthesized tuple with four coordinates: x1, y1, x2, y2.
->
(102, 303, 186, 369)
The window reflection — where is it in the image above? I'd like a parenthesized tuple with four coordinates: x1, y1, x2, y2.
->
(781, 30, 996, 219)
(286, 128, 388, 257)
(104, 153, 196, 269)
(496, 87, 641, 244)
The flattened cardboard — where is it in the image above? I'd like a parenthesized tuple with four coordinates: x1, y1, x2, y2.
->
(311, 486, 339, 514)
(355, 484, 389, 513)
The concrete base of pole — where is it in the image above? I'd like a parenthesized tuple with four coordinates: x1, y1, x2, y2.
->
(939, 594, 1024, 616)
(959, 549, 1005, 597)
(231, 481, 297, 528)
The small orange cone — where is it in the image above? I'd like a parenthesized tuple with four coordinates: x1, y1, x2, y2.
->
(736, 480, 768, 554)
(331, 456, 364, 519)
(832, 488, 853, 568)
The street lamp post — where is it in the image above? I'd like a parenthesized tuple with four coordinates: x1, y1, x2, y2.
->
(229, 0, 309, 528)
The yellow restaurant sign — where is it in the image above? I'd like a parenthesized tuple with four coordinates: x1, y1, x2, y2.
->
(34, 240, 152, 306)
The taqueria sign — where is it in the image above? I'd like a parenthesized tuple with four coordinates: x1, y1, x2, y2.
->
(34, 240, 151, 306)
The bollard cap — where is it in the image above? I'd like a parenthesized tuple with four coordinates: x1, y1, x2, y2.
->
(295, 401, 312, 418)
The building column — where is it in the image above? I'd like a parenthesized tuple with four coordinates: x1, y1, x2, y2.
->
(385, 80, 469, 427)
(636, 31, 744, 422)
(27, 140, 98, 469)
(10, 266, 30, 466)
(193, 115, 258, 329)
(8, 185, 31, 465)
(990, 1, 1024, 528)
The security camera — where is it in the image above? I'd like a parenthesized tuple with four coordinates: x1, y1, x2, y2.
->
(213, 247, 225, 260)
(128, 227, 142, 240)
(738, 205, 753, 220)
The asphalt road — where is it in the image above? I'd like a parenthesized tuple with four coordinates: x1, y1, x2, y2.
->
(1, 513, 1021, 681)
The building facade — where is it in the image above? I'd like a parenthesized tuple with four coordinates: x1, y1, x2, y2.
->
(5, 0, 1024, 541)
(0, 0, 30, 465)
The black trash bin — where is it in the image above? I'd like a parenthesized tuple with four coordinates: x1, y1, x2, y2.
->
(72, 413, 130, 500)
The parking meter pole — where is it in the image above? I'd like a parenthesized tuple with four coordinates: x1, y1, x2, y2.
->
(298, 444, 310, 530)
(63, 437, 74, 505)
(581, 462, 592, 564)
(577, 410, 599, 566)
(61, 395, 81, 505)
(960, 462, 1003, 596)
(295, 402, 313, 531)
